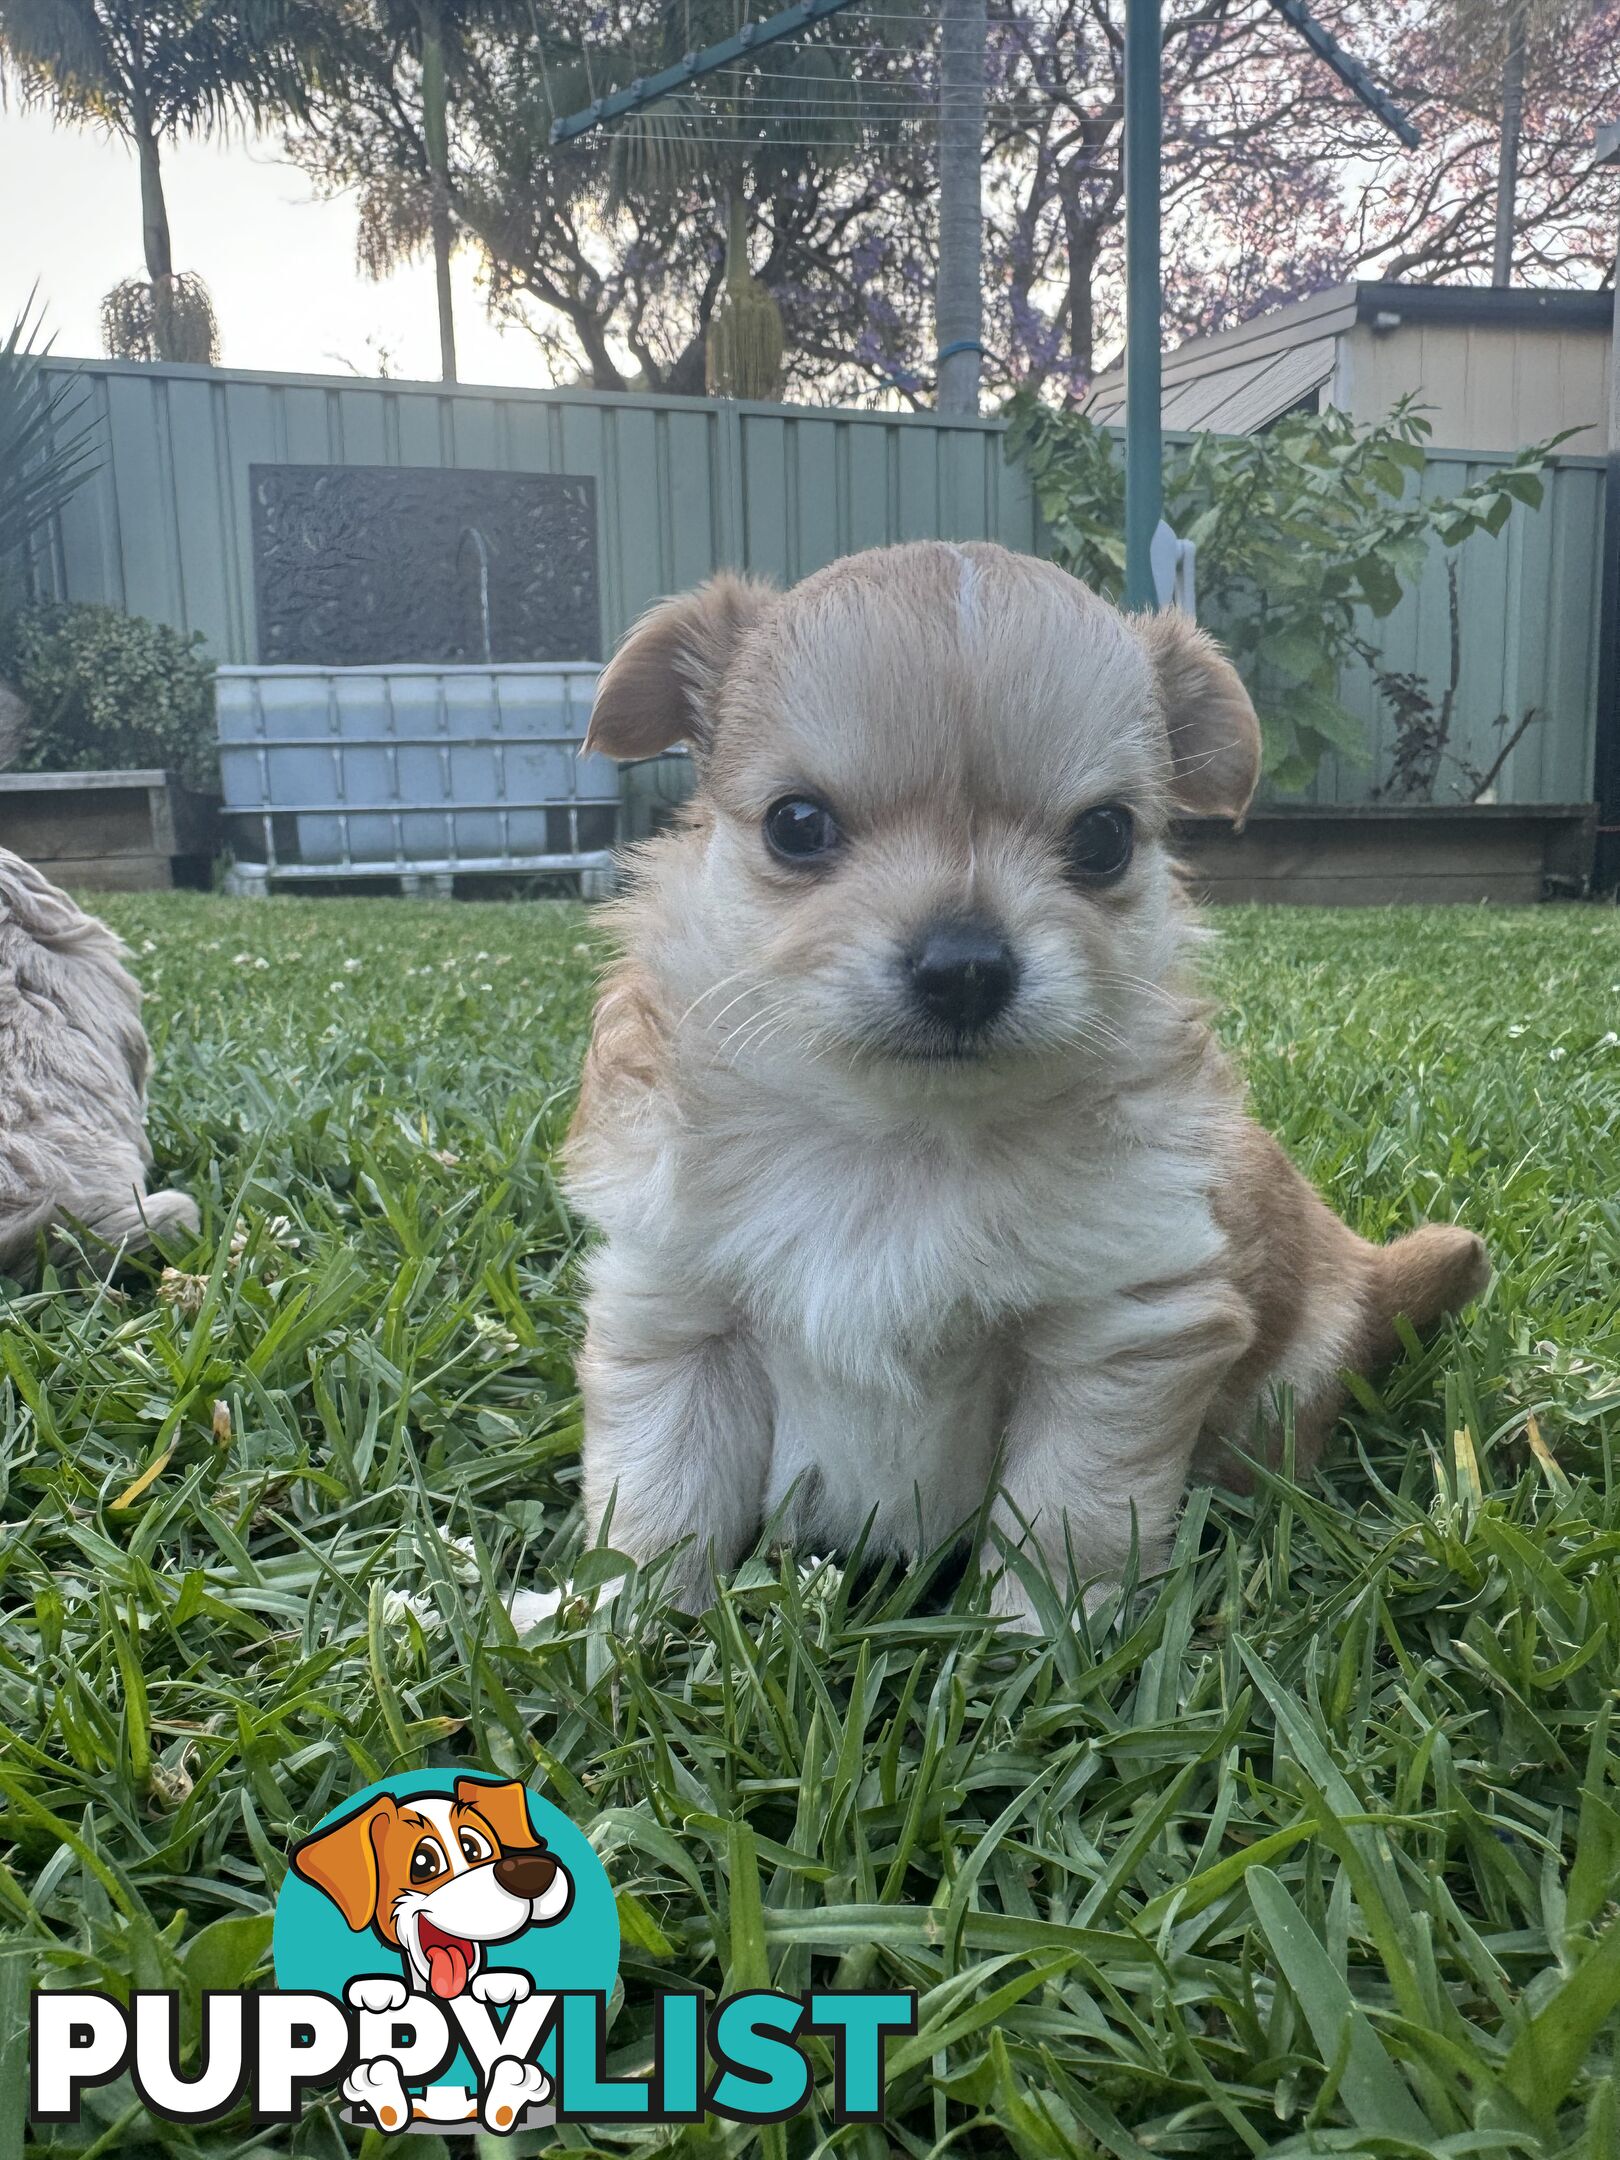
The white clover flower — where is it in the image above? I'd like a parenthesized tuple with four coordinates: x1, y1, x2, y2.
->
(472, 1313, 520, 1358)
(343, 957, 363, 973)
(158, 1268, 209, 1314)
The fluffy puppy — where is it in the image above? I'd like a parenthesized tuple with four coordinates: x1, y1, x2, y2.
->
(0, 849, 197, 1278)
(563, 542, 1487, 1624)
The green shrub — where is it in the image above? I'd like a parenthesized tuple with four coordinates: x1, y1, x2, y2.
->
(1003, 394, 1559, 794)
(0, 600, 217, 789)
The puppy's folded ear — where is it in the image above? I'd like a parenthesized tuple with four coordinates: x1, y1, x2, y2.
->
(583, 573, 773, 760)
(1139, 609, 1261, 820)
(454, 1775, 537, 1851)
(290, 1797, 394, 1930)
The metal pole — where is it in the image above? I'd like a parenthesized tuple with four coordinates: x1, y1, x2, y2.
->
(937, 0, 987, 415)
(1123, 0, 1162, 611)
(1263, 0, 1420, 149)
(1593, 124, 1620, 889)
(1492, 4, 1526, 287)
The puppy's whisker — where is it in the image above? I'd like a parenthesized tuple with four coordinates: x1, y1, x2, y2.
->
(1090, 970, 1183, 1013)
(703, 988, 775, 1039)
(682, 971, 769, 1031)
(716, 997, 801, 1064)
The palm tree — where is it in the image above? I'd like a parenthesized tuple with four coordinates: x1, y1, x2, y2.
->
(296, 0, 930, 397)
(310, 0, 534, 383)
(0, 0, 331, 359)
(419, 0, 457, 379)
(576, 0, 931, 400)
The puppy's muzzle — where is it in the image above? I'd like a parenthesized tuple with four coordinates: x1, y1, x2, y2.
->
(906, 919, 1018, 1039)
(493, 1848, 561, 1899)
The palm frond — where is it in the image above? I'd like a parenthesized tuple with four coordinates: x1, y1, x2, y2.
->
(605, 94, 713, 205)
(0, 0, 122, 123)
(0, 296, 101, 578)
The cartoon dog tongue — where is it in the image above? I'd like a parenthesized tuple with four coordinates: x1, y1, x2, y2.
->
(421, 1926, 473, 1999)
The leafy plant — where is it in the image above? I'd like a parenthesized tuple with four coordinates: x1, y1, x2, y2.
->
(0, 600, 217, 787)
(0, 300, 99, 599)
(1004, 394, 1559, 793)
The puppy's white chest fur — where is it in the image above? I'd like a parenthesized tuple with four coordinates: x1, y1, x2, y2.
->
(762, 1334, 1002, 1553)
(658, 1082, 1226, 1557)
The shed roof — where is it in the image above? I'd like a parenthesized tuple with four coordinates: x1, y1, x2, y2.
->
(1085, 281, 1611, 430)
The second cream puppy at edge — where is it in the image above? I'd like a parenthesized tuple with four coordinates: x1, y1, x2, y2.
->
(558, 540, 1487, 1628)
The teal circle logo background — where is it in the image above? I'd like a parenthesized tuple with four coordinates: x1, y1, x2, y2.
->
(272, 1771, 620, 2085)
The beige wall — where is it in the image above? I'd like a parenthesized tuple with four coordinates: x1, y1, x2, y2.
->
(1337, 319, 1611, 454)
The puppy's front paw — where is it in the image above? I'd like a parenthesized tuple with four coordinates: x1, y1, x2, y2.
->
(471, 1967, 533, 2006)
(482, 2056, 550, 2132)
(345, 1975, 409, 2014)
(344, 2057, 413, 2134)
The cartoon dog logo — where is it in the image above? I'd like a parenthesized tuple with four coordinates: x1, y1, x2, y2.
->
(290, 1776, 575, 2132)
(292, 1775, 574, 2001)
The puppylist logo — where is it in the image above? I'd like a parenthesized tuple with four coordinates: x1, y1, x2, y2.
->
(30, 1770, 916, 2135)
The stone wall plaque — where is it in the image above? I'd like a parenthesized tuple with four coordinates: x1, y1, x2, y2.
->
(250, 464, 601, 666)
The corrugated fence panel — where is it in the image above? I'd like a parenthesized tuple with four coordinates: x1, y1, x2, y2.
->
(40, 362, 1037, 670)
(35, 360, 1599, 807)
(1302, 450, 1604, 808)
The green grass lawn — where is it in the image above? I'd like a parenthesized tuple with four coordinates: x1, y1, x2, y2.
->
(4, 895, 1620, 2160)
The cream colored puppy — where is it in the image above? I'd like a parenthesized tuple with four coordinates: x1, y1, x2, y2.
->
(0, 849, 198, 1277)
(562, 542, 1486, 1625)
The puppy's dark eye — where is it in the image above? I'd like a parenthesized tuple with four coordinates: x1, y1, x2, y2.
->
(764, 795, 842, 863)
(1064, 804, 1134, 884)
(409, 1837, 447, 1883)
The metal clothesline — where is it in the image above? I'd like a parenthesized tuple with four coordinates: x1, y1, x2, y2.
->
(549, 0, 1420, 609)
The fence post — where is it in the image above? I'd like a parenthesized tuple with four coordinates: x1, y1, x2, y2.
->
(715, 397, 747, 573)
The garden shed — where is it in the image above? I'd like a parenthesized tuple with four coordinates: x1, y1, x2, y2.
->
(1085, 282, 1613, 454)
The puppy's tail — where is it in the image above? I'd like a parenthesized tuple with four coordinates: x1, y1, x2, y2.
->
(1361, 1222, 1490, 1366)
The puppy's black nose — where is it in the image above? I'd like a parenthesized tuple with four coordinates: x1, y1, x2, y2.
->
(907, 921, 1017, 1035)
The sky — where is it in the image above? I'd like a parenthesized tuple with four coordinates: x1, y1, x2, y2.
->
(1, 105, 558, 389)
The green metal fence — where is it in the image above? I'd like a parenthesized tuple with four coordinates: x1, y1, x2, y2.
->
(37, 358, 1604, 808)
